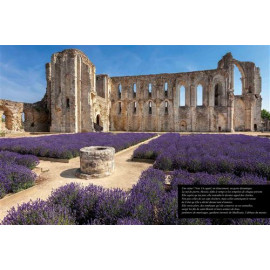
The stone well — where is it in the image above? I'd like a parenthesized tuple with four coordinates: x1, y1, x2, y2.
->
(76, 146, 115, 179)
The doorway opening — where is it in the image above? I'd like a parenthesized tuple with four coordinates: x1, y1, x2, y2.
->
(94, 114, 103, 132)
(254, 124, 257, 131)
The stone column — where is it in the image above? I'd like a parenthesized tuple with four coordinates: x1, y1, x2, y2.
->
(156, 99, 161, 131)
(208, 80, 215, 132)
(228, 90, 235, 132)
(74, 55, 80, 133)
(203, 84, 208, 106)
(208, 106, 214, 131)
(139, 100, 144, 131)
(126, 101, 130, 131)
(190, 85, 196, 131)
(172, 86, 178, 131)
(186, 85, 191, 107)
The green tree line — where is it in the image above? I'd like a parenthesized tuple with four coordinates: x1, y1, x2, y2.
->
(262, 109, 270, 121)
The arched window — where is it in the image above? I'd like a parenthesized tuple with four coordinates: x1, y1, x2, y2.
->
(197, 84, 203, 106)
(133, 102, 137, 114)
(215, 84, 219, 106)
(118, 102, 122, 114)
(2, 111, 12, 130)
(133, 83, 136, 98)
(165, 101, 168, 114)
(21, 112, 25, 123)
(96, 114, 100, 126)
(164, 82, 168, 97)
(234, 64, 242, 95)
(148, 101, 152, 114)
(148, 83, 152, 98)
(180, 86, 185, 107)
(66, 98, 70, 108)
(2, 114, 6, 123)
(118, 84, 122, 99)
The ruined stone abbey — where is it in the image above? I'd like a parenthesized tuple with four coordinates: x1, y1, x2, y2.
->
(0, 49, 263, 133)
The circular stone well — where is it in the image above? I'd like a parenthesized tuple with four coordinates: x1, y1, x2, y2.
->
(76, 146, 115, 179)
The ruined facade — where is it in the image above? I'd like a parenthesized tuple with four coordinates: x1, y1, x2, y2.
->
(0, 49, 263, 133)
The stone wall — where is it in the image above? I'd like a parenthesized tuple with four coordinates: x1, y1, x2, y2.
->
(0, 99, 49, 133)
(23, 100, 50, 132)
(262, 119, 270, 131)
(109, 53, 262, 132)
(0, 100, 24, 132)
(48, 49, 96, 133)
(109, 69, 230, 132)
(94, 75, 111, 131)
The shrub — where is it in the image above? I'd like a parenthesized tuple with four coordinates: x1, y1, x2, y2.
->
(95, 188, 129, 225)
(1, 199, 76, 225)
(0, 161, 36, 196)
(128, 168, 166, 224)
(48, 183, 105, 224)
(0, 151, 39, 169)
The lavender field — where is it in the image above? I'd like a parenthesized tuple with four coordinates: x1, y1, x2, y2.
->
(0, 132, 156, 159)
(0, 151, 39, 198)
(2, 133, 270, 225)
(2, 168, 269, 225)
(134, 133, 270, 179)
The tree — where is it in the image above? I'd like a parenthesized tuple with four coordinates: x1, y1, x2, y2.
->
(261, 109, 270, 121)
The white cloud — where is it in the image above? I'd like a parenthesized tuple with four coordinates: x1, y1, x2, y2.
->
(0, 61, 46, 103)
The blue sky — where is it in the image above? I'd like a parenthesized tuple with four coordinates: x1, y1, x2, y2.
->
(0, 45, 269, 110)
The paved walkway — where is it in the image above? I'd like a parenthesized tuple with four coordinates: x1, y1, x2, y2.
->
(0, 137, 156, 221)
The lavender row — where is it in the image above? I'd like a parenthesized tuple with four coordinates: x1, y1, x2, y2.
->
(0, 151, 39, 169)
(134, 134, 270, 179)
(0, 151, 38, 198)
(0, 133, 156, 159)
(2, 168, 268, 225)
(133, 133, 181, 160)
(0, 160, 37, 199)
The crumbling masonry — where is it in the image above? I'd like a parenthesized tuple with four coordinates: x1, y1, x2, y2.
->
(0, 49, 263, 133)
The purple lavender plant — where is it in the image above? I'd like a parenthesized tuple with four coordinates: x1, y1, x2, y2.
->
(134, 134, 270, 179)
(0, 132, 156, 159)
(1, 199, 76, 225)
(0, 160, 36, 197)
(48, 183, 105, 224)
(95, 188, 130, 225)
(128, 168, 166, 224)
(0, 151, 39, 169)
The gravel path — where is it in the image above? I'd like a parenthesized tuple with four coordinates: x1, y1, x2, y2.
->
(0, 136, 157, 221)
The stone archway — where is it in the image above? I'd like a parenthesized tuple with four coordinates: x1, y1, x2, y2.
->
(96, 114, 103, 127)
(0, 107, 13, 130)
(180, 120, 187, 131)
(214, 82, 223, 106)
(94, 113, 103, 131)
(232, 60, 246, 95)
